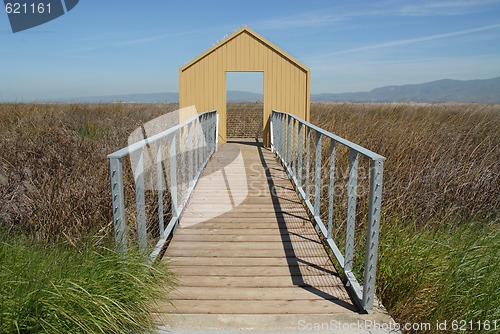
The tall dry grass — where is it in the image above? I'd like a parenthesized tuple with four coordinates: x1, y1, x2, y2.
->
(1, 102, 498, 331)
(309, 103, 499, 329)
(311, 102, 499, 223)
(0, 103, 179, 243)
(226, 102, 263, 138)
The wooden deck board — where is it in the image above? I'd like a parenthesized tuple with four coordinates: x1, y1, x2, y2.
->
(166, 248, 333, 258)
(170, 287, 345, 301)
(167, 256, 333, 267)
(174, 275, 346, 288)
(159, 141, 354, 316)
(173, 228, 318, 235)
(172, 233, 321, 242)
(153, 299, 356, 314)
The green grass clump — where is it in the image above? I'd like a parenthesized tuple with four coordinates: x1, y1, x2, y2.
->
(0, 234, 175, 333)
(377, 220, 499, 328)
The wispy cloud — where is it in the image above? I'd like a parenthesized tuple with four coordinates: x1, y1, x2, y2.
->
(116, 35, 166, 46)
(396, 0, 500, 16)
(254, 1, 499, 30)
(312, 23, 500, 57)
(71, 28, 215, 54)
(255, 12, 343, 30)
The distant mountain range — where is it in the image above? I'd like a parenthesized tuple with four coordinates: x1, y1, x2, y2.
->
(56, 76, 500, 104)
(313, 76, 500, 103)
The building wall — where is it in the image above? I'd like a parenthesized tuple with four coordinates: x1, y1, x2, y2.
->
(179, 27, 310, 146)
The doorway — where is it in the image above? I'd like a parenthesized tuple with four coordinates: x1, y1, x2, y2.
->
(226, 72, 264, 139)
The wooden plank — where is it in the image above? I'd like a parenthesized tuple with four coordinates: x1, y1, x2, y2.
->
(182, 208, 307, 216)
(180, 217, 310, 224)
(180, 213, 309, 221)
(180, 222, 316, 230)
(165, 247, 330, 258)
(169, 265, 337, 277)
(167, 256, 333, 267)
(174, 228, 318, 236)
(186, 197, 303, 205)
(172, 233, 321, 243)
(173, 275, 345, 289)
(183, 204, 305, 212)
(167, 241, 323, 251)
(170, 287, 345, 301)
(188, 191, 295, 198)
(181, 211, 308, 219)
(153, 299, 355, 314)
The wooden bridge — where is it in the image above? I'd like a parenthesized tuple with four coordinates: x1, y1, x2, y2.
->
(108, 111, 395, 332)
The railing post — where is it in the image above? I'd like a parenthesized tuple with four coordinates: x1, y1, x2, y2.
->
(188, 123, 194, 190)
(270, 111, 275, 153)
(180, 126, 186, 208)
(297, 122, 303, 189)
(345, 149, 359, 272)
(286, 114, 291, 168)
(109, 157, 127, 253)
(156, 141, 165, 238)
(305, 127, 311, 202)
(204, 114, 209, 164)
(208, 113, 213, 159)
(291, 118, 296, 178)
(193, 121, 198, 177)
(198, 116, 203, 172)
(327, 139, 336, 239)
(363, 159, 384, 309)
(198, 115, 205, 169)
(276, 113, 283, 160)
(170, 134, 178, 220)
(314, 132, 322, 217)
(132, 148, 147, 253)
(280, 113, 285, 160)
(215, 113, 219, 151)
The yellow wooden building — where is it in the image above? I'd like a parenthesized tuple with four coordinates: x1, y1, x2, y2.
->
(179, 26, 310, 146)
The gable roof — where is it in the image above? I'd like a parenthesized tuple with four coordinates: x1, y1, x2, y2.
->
(180, 26, 310, 73)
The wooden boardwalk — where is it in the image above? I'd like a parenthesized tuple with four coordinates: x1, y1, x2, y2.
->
(153, 139, 358, 321)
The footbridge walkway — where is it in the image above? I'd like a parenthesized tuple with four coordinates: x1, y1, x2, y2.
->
(107, 110, 395, 332)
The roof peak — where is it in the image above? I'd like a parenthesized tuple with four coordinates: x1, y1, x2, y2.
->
(180, 26, 309, 73)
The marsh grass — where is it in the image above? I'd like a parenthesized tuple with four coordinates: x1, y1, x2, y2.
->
(311, 102, 499, 223)
(1, 102, 498, 332)
(308, 103, 499, 330)
(377, 220, 499, 327)
(0, 103, 179, 243)
(0, 233, 175, 333)
(0, 103, 179, 333)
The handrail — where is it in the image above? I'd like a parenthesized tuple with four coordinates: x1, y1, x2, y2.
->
(108, 110, 218, 263)
(270, 110, 385, 311)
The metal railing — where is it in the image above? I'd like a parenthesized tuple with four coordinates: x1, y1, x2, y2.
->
(270, 110, 385, 311)
(108, 110, 218, 262)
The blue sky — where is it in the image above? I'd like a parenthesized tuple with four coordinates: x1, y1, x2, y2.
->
(1, 0, 500, 101)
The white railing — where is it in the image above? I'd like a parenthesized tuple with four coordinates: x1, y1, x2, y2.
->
(108, 110, 218, 262)
(270, 110, 385, 311)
